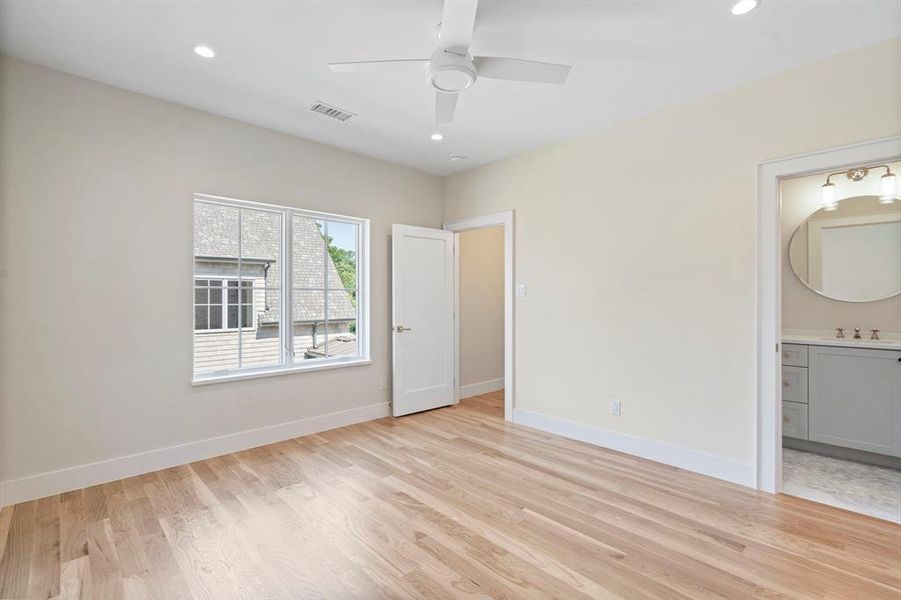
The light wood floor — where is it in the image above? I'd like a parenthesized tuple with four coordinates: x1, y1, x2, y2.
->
(1, 391, 900, 599)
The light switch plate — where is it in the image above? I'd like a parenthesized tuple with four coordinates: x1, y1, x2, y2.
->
(515, 284, 527, 298)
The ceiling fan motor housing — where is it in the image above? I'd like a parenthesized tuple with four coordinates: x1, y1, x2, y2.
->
(428, 48, 477, 93)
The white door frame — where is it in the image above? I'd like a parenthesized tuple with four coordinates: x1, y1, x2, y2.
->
(444, 211, 515, 421)
(755, 136, 901, 493)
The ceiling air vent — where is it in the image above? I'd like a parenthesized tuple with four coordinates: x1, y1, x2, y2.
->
(310, 102, 356, 122)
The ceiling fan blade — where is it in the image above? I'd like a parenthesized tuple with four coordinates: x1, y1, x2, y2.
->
(435, 91, 458, 124)
(474, 56, 571, 84)
(439, 0, 478, 49)
(328, 59, 429, 73)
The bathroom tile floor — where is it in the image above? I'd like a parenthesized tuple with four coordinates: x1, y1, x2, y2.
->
(782, 447, 901, 523)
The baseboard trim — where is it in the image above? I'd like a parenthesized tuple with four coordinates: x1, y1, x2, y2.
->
(0, 402, 390, 507)
(783, 437, 901, 469)
(459, 377, 504, 399)
(513, 408, 755, 488)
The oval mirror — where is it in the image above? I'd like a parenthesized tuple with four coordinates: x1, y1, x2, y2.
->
(788, 195, 901, 302)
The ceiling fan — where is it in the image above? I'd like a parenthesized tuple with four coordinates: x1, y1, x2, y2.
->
(327, 0, 572, 124)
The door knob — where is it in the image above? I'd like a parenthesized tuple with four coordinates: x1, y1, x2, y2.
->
(395, 325, 412, 333)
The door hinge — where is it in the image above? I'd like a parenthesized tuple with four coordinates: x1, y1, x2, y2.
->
(775, 343, 779, 353)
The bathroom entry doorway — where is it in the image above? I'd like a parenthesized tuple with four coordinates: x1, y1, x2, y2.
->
(757, 136, 901, 522)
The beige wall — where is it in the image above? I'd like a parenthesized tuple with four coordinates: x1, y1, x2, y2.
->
(781, 161, 901, 333)
(458, 227, 504, 387)
(444, 40, 901, 467)
(0, 58, 444, 485)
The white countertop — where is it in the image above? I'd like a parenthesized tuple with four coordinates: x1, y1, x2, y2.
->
(782, 329, 901, 351)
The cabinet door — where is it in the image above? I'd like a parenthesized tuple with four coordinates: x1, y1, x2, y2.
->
(782, 401, 809, 439)
(781, 344, 808, 367)
(808, 346, 901, 457)
(782, 366, 808, 404)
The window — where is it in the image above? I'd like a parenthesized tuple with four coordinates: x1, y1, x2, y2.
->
(193, 195, 369, 381)
(194, 279, 253, 331)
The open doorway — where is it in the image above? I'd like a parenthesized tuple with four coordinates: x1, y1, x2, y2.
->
(779, 165, 901, 522)
(445, 211, 515, 421)
(757, 137, 901, 523)
(456, 226, 505, 416)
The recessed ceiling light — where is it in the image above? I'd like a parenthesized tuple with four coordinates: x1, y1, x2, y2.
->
(194, 45, 216, 58)
(449, 154, 466, 162)
(430, 132, 444, 141)
(731, 0, 759, 15)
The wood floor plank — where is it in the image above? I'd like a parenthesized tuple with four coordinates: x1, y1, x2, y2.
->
(2, 392, 900, 599)
(0, 500, 37, 599)
(0, 508, 13, 569)
(26, 495, 60, 600)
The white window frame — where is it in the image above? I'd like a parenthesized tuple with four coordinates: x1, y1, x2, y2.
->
(192, 193, 371, 384)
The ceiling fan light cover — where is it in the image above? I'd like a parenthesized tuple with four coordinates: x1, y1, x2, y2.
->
(428, 65, 476, 93)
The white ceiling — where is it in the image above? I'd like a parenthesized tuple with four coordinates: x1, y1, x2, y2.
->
(2, 1, 899, 175)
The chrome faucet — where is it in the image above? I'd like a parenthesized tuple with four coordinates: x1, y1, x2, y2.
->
(871, 329, 880, 340)
(835, 327, 845, 339)
(853, 326, 862, 340)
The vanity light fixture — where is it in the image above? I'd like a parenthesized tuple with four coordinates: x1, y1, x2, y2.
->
(821, 181, 837, 211)
(820, 164, 897, 211)
(881, 171, 898, 204)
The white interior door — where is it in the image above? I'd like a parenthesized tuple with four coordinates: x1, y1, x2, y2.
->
(392, 224, 455, 417)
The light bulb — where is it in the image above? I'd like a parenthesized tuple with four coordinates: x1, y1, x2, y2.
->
(821, 182, 837, 211)
(879, 172, 897, 204)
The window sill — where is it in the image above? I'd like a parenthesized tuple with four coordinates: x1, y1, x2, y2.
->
(191, 358, 372, 386)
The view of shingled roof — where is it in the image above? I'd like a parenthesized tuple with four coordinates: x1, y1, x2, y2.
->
(194, 202, 355, 323)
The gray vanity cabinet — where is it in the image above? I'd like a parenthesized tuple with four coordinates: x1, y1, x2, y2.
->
(808, 346, 901, 457)
(781, 344, 809, 440)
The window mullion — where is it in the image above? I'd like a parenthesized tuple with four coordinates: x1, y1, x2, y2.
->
(323, 220, 329, 359)
(237, 210, 243, 367)
(356, 223, 362, 357)
(220, 280, 227, 331)
(284, 209, 293, 367)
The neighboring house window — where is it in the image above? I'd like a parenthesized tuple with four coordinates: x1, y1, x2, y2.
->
(193, 195, 369, 381)
(194, 279, 253, 331)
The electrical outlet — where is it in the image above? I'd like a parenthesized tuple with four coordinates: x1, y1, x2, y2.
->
(379, 376, 389, 390)
(610, 399, 622, 416)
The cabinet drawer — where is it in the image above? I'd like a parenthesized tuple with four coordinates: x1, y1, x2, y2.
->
(781, 343, 808, 367)
(782, 401, 809, 440)
(781, 366, 808, 404)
